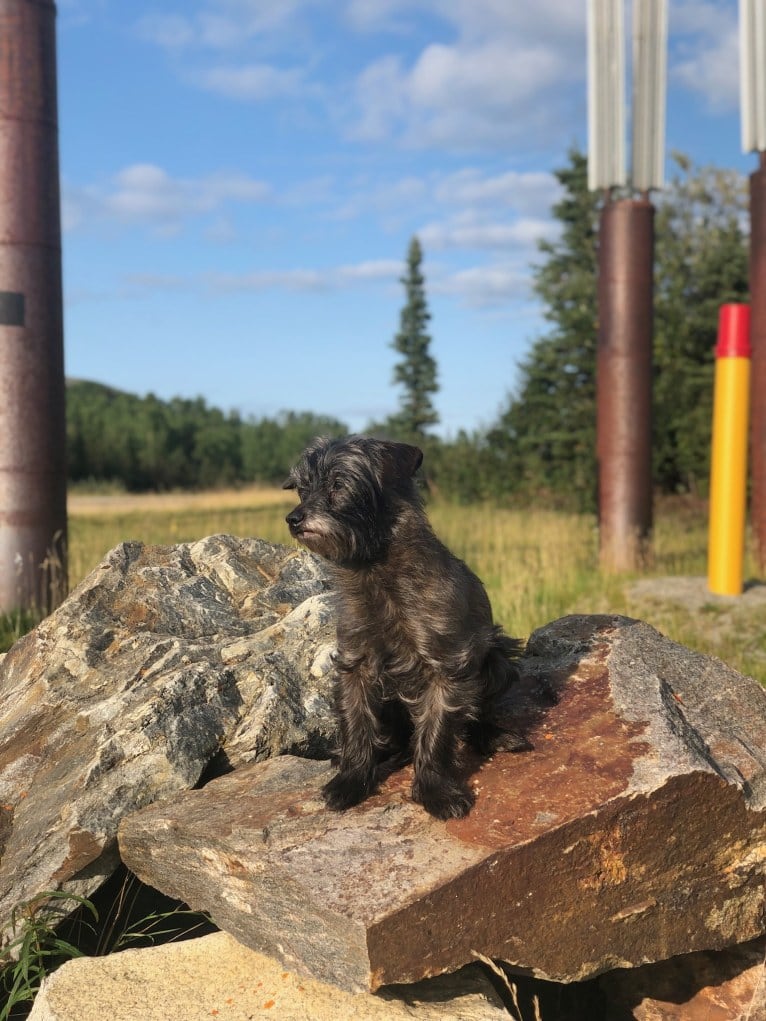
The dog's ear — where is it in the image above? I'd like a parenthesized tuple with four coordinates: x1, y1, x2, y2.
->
(282, 476, 297, 490)
(381, 441, 423, 481)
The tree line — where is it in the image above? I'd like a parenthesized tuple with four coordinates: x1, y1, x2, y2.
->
(67, 149, 749, 505)
(66, 381, 347, 491)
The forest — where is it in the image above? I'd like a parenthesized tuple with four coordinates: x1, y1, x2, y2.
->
(66, 150, 750, 510)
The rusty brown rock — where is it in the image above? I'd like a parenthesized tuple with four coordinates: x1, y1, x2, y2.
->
(599, 935, 766, 1019)
(0, 536, 335, 934)
(119, 614, 766, 992)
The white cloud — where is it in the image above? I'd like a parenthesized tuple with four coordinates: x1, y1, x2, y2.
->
(136, 1, 316, 51)
(61, 192, 83, 232)
(434, 263, 533, 308)
(135, 14, 196, 50)
(193, 63, 307, 100)
(204, 258, 401, 292)
(420, 216, 556, 252)
(64, 164, 271, 234)
(434, 169, 560, 214)
(670, 2, 740, 113)
(328, 175, 428, 222)
(344, 0, 415, 33)
(103, 249, 535, 313)
(346, 2, 586, 149)
(136, 0, 586, 151)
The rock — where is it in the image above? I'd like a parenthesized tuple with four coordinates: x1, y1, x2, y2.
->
(27, 931, 508, 1021)
(599, 935, 766, 1019)
(0, 536, 336, 935)
(120, 615, 766, 992)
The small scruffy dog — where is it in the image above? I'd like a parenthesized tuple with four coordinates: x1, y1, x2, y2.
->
(283, 436, 522, 819)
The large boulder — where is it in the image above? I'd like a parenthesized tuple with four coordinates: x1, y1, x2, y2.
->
(120, 615, 766, 992)
(28, 931, 507, 1021)
(0, 536, 336, 933)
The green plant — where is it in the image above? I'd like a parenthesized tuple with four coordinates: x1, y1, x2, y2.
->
(86, 870, 212, 956)
(0, 891, 97, 1020)
(0, 873, 214, 1019)
(0, 609, 39, 654)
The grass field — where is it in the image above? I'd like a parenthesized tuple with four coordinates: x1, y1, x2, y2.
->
(50, 487, 764, 685)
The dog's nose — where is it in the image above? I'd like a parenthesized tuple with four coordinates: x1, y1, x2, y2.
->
(286, 507, 305, 529)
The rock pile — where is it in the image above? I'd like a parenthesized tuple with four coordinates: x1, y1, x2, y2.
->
(1, 535, 764, 1019)
(0, 536, 336, 928)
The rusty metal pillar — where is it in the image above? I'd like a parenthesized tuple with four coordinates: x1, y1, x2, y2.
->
(750, 153, 766, 573)
(597, 196, 654, 572)
(0, 0, 67, 614)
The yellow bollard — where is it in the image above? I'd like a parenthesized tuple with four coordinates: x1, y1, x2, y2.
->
(708, 304, 751, 596)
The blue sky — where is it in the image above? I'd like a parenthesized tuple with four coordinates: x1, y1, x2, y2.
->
(57, 0, 752, 436)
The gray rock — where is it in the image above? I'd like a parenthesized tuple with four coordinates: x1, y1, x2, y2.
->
(27, 931, 508, 1021)
(0, 536, 336, 934)
(120, 615, 766, 991)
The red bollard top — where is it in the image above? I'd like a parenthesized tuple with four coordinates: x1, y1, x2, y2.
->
(716, 304, 751, 358)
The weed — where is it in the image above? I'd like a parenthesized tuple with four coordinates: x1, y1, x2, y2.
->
(0, 871, 214, 1019)
(0, 891, 97, 1020)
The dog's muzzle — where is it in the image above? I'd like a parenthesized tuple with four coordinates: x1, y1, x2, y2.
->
(286, 507, 306, 535)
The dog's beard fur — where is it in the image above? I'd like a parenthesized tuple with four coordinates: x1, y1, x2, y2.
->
(284, 435, 523, 820)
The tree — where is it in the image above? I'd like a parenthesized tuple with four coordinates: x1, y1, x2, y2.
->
(66, 380, 349, 491)
(390, 237, 439, 441)
(486, 148, 749, 508)
(653, 153, 749, 494)
(490, 149, 602, 508)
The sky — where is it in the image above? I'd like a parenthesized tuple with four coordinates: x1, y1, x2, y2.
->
(56, 0, 754, 437)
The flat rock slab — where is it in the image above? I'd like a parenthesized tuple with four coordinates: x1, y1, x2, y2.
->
(120, 614, 766, 992)
(0, 536, 335, 933)
(27, 931, 507, 1021)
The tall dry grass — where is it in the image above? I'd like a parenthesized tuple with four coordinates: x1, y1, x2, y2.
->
(62, 487, 764, 684)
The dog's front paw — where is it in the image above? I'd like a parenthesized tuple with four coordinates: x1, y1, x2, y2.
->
(412, 775, 475, 820)
(322, 770, 373, 811)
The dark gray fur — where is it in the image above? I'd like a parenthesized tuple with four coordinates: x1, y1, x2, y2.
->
(283, 436, 523, 819)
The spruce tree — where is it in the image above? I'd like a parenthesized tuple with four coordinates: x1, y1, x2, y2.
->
(488, 148, 749, 506)
(390, 237, 439, 441)
(490, 149, 602, 507)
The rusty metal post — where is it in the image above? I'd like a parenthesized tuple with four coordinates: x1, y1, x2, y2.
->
(0, 0, 67, 614)
(597, 196, 654, 572)
(750, 153, 766, 573)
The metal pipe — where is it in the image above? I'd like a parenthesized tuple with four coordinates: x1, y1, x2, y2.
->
(708, 305, 751, 596)
(750, 157, 766, 572)
(0, 0, 67, 614)
(597, 197, 654, 572)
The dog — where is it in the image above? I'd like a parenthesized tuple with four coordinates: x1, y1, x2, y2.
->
(283, 435, 523, 820)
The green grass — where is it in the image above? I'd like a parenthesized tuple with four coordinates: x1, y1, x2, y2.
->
(0, 608, 40, 656)
(1, 489, 762, 683)
(49, 491, 764, 684)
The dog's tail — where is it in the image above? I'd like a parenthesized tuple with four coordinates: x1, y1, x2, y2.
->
(468, 628, 528, 754)
(483, 626, 523, 700)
